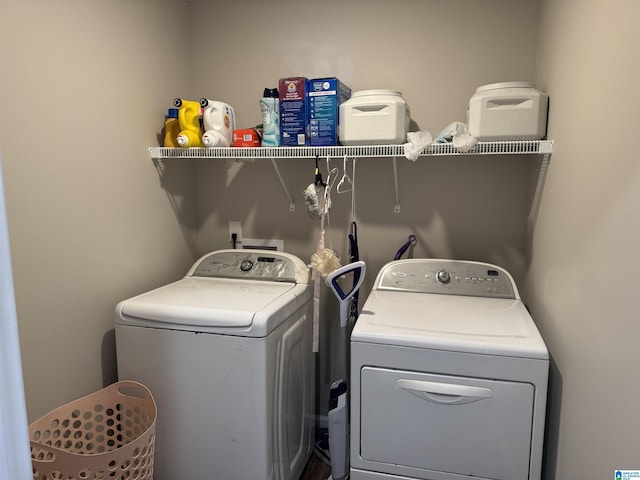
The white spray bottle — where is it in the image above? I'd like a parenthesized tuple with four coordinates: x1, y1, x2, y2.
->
(200, 98, 235, 147)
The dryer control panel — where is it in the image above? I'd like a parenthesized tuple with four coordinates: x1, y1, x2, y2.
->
(375, 259, 517, 299)
(187, 250, 311, 284)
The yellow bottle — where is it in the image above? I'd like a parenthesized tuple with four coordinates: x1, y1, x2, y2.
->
(163, 108, 181, 147)
(173, 98, 203, 147)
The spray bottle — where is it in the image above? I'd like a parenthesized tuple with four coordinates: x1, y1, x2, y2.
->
(260, 88, 280, 147)
(163, 108, 181, 147)
(174, 98, 203, 147)
(200, 98, 235, 147)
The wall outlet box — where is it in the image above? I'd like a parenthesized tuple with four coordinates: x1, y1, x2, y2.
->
(228, 221, 242, 247)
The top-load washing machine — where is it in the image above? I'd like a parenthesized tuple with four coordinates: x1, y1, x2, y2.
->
(350, 259, 549, 480)
(115, 249, 315, 480)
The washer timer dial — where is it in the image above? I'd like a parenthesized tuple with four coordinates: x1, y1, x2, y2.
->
(437, 270, 451, 284)
(240, 260, 254, 272)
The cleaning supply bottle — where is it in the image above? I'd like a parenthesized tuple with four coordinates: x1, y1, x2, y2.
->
(173, 98, 203, 147)
(260, 88, 280, 147)
(163, 108, 181, 147)
(200, 98, 235, 147)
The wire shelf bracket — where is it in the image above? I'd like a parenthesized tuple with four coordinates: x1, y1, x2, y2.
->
(269, 157, 295, 212)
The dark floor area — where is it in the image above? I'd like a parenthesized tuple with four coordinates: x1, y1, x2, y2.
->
(300, 455, 331, 480)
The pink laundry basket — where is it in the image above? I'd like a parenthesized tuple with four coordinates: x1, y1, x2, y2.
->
(29, 381, 157, 480)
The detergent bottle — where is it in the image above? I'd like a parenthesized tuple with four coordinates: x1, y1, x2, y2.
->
(174, 98, 203, 147)
(200, 98, 235, 147)
(163, 108, 181, 147)
(260, 88, 280, 147)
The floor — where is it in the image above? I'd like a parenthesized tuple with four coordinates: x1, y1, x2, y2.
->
(300, 455, 331, 480)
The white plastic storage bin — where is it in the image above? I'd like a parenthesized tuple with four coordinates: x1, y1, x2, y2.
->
(339, 90, 410, 145)
(468, 82, 548, 141)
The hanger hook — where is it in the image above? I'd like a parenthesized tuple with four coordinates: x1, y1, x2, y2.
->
(337, 155, 353, 193)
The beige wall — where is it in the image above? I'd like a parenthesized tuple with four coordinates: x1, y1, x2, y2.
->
(524, 0, 640, 477)
(0, 0, 198, 420)
(5, 0, 638, 478)
(189, 0, 542, 413)
(190, 0, 541, 303)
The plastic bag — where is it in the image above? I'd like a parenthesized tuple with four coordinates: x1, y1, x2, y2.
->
(435, 121, 477, 152)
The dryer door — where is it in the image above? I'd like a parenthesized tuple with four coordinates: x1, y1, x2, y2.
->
(359, 367, 534, 480)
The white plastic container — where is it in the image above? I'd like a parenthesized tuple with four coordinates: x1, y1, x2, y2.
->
(200, 98, 235, 147)
(339, 90, 410, 145)
(468, 82, 548, 141)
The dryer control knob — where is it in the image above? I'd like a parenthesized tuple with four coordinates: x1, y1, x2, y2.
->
(240, 260, 254, 272)
(437, 270, 451, 284)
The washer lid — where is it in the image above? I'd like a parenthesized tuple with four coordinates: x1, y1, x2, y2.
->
(118, 277, 297, 328)
(353, 291, 548, 359)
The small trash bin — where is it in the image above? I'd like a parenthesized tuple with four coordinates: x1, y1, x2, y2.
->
(29, 381, 157, 480)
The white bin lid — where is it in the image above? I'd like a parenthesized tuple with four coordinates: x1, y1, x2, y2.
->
(475, 81, 535, 93)
(350, 89, 403, 98)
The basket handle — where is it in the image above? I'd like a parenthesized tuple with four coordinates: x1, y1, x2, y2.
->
(30, 441, 60, 463)
(113, 381, 152, 400)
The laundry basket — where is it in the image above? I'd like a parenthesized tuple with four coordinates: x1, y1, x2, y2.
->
(29, 381, 157, 480)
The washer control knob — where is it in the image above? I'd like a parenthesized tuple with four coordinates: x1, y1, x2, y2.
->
(437, 269, 451, 284)
(240, 260, 254, 272)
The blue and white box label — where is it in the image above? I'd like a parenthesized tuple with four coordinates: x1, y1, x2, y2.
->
(616, 471, 640, 479)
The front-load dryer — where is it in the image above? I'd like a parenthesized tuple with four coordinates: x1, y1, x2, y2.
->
(115, 249, 315, 480)
(350, 259, 549, 480)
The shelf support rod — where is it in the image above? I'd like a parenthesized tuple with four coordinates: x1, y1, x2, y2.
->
(393, 156, 400, 213)
(270, 158, 295, 212)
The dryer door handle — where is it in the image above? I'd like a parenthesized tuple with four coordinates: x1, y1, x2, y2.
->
(396, 379, 494, 405)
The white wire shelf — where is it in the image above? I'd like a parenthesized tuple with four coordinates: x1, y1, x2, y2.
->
(149, 139, 553, 215)
(149, 140, 553, 160)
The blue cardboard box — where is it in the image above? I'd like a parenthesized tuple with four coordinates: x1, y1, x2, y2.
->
(308, 78, 351, 146)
